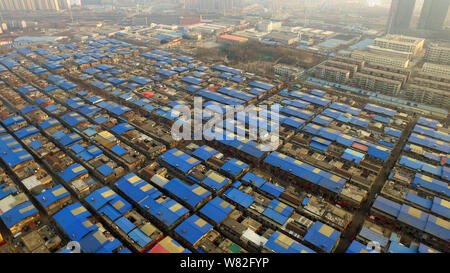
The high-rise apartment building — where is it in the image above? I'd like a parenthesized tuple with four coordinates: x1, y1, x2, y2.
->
(195, 0, 240, 14)
(417, 0, 450, 31)
(80, 0, 101, 5)
(0, 0, 69, 11)
(386, 0, 417, 33)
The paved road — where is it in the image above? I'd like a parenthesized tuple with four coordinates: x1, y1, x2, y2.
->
(334, 115, 418, 253)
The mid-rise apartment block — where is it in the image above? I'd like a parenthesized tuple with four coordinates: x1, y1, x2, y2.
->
(352, 72, 403, 96)
(366, 45, 412, 60)
(314, 64, 351, 84)
(351, 50, 409, 68)
(404, 84, 449, 108)
(364, 62, 411, 79)
(414, 71, 450, 85)
(324, 60, 359, 78)
(374, 35, 425, 57)
(425, 43, 450, 65)
(359, 67, 408, 86)
(410, 76, 450, 92)
(273, 64, 304, 80)
(422, 62, 450, 77)
(333, 56, 365, 70)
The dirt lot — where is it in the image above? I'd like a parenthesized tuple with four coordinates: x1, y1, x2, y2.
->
(196, 41, 324, 69)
